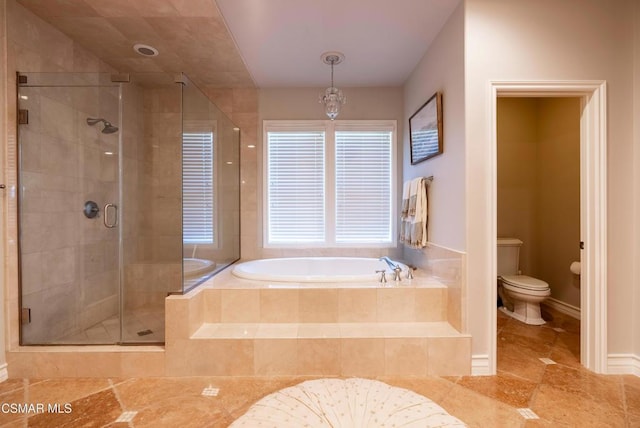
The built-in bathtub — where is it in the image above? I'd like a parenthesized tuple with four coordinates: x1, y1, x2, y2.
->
(163, 258, 472, 377)
(184, 257, 216, 279)
(231, 257, 409, 283)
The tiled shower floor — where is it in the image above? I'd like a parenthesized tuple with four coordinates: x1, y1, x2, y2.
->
(57, 308, 165, 344)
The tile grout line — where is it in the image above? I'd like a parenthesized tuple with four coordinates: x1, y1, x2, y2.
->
(526, 362, 547, 419)
(109, 378, 135, 428)
(619, 375, 630, 427)
(20, 378, 29, 426)
(497, 308, 574, 426)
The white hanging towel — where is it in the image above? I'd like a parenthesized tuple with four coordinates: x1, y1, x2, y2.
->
(401, 180, 411, 218)
(400, 180, 411, 243)
(400, 177, 428, 248)
(408, 178, 420, 216)
(410, 178, 428, 248)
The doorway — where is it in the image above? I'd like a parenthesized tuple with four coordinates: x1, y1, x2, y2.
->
(489, 81, 608, 374)
(496, 97, 582, 373)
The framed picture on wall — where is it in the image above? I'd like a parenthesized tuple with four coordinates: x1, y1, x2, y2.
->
(409, 92, 443, 164)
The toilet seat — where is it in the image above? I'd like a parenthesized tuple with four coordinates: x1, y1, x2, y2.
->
(501, 275, 550, 292)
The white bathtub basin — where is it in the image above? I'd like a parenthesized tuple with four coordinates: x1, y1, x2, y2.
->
(231, 257, 408, 283)
(184, 258, 216, 279)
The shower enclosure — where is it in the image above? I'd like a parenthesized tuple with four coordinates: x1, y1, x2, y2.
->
(16, 72, 240, 345)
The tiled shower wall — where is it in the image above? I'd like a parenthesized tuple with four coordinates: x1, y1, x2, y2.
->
(19, 82, 121, 343)
(121, 85, 182, 312)
(5, 0, 117, 346)
(182, 87, 241, 267)
(204, 88, 258, 261)
(4, 0, 241, 345)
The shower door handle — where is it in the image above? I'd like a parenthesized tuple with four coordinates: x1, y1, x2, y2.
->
(103, 203, 118, 228)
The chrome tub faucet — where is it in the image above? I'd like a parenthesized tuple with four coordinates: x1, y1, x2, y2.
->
(379, 256, 402, 281)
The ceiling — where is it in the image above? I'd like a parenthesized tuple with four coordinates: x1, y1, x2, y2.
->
(16, 0, 460, 89)
(216, 0, 460, 87)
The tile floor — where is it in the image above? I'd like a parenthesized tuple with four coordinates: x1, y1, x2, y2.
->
(1, 305, 638, 427)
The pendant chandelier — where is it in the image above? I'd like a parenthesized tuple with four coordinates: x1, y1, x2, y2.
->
(319, 52, 346, 120)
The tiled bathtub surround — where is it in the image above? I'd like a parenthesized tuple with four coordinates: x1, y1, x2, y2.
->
(404, 243, 465, 331)
(164, 269, 471, 378)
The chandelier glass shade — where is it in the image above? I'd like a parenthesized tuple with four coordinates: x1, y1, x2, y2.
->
(319, 52, 346, 120)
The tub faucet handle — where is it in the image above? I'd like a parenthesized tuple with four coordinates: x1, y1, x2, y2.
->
(393, 266, 402, 281)
(376, 270, 387, 283)
(406, 267, 414, 280)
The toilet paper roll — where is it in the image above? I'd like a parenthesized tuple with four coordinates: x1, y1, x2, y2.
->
(570, 261, 581, 275)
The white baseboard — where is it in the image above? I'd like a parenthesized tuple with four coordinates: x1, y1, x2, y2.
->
(471, 354, 492, 376)
(543, 298, 581, 320)
(0, 363, 8, 383)
(607, 354, 640, 376)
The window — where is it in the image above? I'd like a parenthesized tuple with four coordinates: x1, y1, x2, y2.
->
(335, 130, 393, 243)
(183, 130, 215, 244)
(266, 129, 325, 243)
(264, 120, 396, 247)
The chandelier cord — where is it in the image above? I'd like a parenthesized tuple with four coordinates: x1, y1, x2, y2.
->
(330, 59, 335, 88)
(319, 51, 346, 120)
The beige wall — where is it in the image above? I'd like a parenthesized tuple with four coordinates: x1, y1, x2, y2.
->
(497, 99, 539, 274)
(0, 0, 7, 377)
(399, 3, 466, 335)
(253, 86, 405, 260)
(497, 98, 540, 276)
(497, 97, 581, 308)
(634, 0, 640, 358)
(402, 2, 465, 258)
(536, 98, 581, 307)
(466, 0, 636, 362)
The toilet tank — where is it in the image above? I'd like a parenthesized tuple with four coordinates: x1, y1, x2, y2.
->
(497, 238, 523, 276)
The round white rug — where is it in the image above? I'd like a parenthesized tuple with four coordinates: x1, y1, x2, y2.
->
(230, 378, 467, 427)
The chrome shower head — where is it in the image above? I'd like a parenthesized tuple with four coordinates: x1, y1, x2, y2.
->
(86, 117, 119, 134)
(102, 122, 119, 134)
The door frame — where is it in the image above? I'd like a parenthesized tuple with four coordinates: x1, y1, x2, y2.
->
(489, 80, 608, 373)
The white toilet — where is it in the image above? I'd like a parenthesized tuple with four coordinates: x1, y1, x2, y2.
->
(497, 238, 551, 325)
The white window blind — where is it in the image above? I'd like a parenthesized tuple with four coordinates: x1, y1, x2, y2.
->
(264, 120, 396, 247)
(335, 130, 392, 243)
(183, 131, 214, 244)
(267, 131, 325, 243)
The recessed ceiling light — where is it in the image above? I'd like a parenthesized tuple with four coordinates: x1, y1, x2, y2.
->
(133, 44, 159, 57)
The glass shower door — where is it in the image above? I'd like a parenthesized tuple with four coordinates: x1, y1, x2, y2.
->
(118, 73, 184, 343)
(17, 73, 122, 344)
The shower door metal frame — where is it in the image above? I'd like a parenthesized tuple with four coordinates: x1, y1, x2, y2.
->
(15, 72, 126, 346)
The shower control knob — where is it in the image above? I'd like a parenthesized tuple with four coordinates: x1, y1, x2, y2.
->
(84, 200, 99, 219)
(0, 184, 5, 189)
